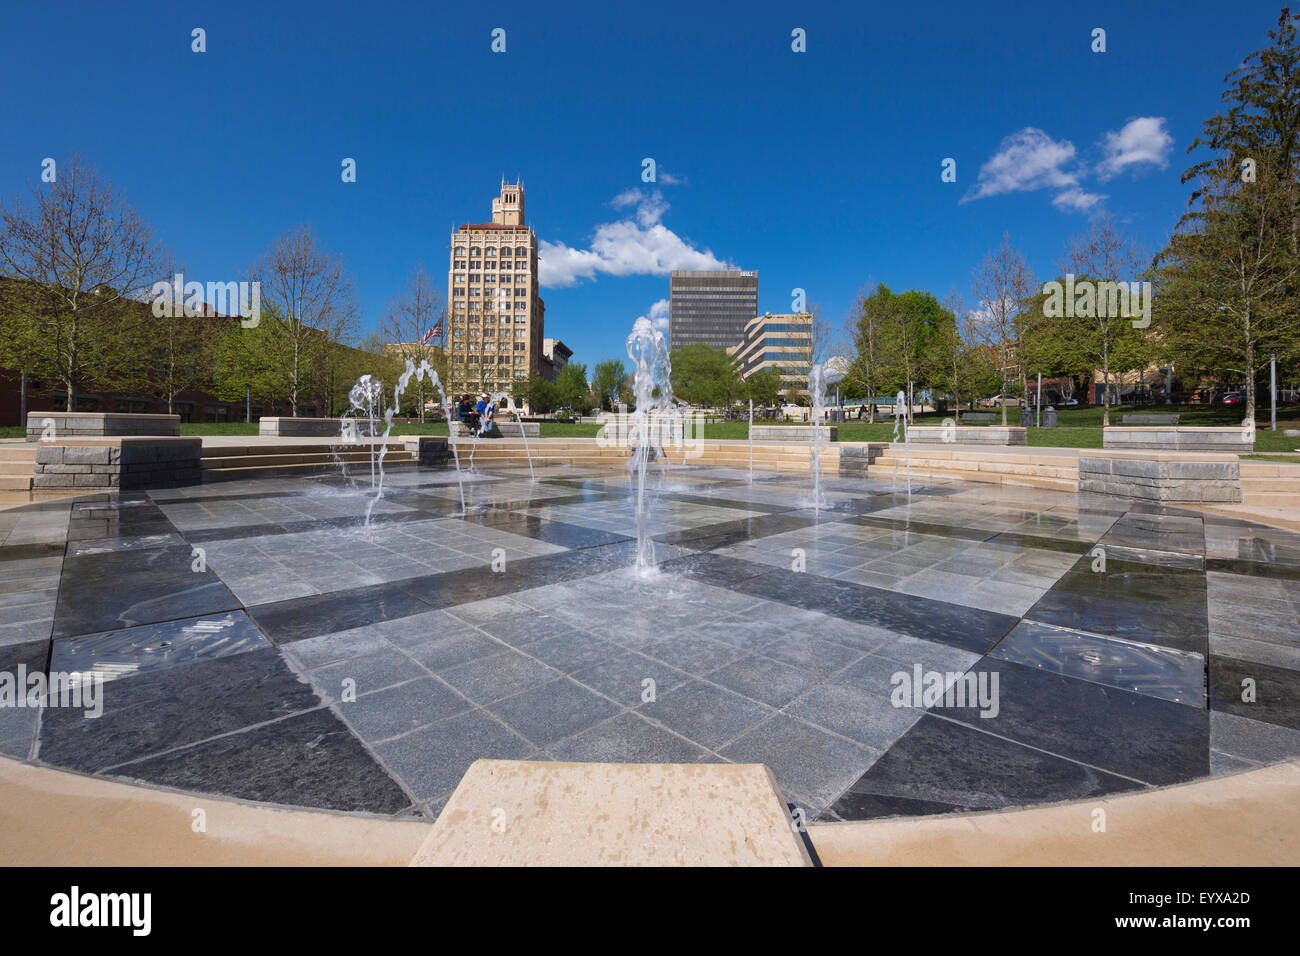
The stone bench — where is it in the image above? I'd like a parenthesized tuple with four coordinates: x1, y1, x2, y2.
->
(907, 425, 1027, 446)
(749, 425, 838, 442)
(32, 438, 202, 491)
(259, 417, 344, 437)
(836, 442, 888, 474)
(1103, 426, 1253, 453)
(958, 411, 997, 423)
(450, 420, 539, 438)
(1080, 451, 1241, 503)
(1122, 414, 1180, 425)
(26, 412, 180, 441)
(402, 436, 451, 467)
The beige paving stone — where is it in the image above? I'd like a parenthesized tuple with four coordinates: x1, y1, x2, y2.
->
(410, 759, 812, 867)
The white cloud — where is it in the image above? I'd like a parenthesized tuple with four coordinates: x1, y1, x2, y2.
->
(1096, 117, 1173, 180)
(638, 297, 670, 332)
(1052, 188, 1107, 212)
(539, 189, 731, 288)
(961, 128, 1080, 203)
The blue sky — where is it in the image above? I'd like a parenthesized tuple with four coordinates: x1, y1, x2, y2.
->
(0, 0, 1284, 369)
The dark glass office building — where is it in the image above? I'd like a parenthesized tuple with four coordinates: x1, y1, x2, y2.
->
(668, 270, 758, 350)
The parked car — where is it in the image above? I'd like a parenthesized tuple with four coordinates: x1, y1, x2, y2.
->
(1223, 391, 1243, 405)
(1058, 398, 1079, 406)
(979, 394, 1021, 408)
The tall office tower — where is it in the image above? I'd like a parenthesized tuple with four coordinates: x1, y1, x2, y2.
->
(446, 180, 545, 397)
(668, 270, 758, 350)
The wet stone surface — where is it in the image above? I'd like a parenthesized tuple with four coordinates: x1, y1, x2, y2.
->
(0, 462, 1294, 820)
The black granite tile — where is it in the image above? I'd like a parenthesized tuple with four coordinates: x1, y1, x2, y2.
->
(991, 620, 1205, 706)
(247, 584, 434, 644)
(727, 565, 1018, 654)
(829, 715, 1144, 820)
(0, 638, 49, 674)
(1209, 655, 1300, 731)
(52, 545, 241, 639)
(654, 513, 816, 551)
(110, 706, 412, 813)
(657, 551, 785, 588)
(462, 511, 630, 549)
(847, 515, 998, 542)
(37, 648, 320, 772)
(50, 611, 270, 685)
(931, 659, 1209, 785)
(985, 531, 1097, 554)
(1025, 555, 1208, 654)
(1205, 558, 1300, 582)
(657, 493, 795, 515)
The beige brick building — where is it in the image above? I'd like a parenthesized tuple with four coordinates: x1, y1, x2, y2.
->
(446, 180, 545, 397)
(728, 312, 813, 398)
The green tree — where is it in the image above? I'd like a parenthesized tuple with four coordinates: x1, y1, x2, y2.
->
(514, 376, 558, 414)
(1155, 8, 1300, 420)
(743, 367, 783, 407)
(554, 362, 589, 412)
(669, 342, 742, 406)
(591, 359, 627, 411)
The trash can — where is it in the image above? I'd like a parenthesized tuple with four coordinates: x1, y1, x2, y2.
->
(1043, 406, 1058, 428)
(1020, 406, 1033, 428)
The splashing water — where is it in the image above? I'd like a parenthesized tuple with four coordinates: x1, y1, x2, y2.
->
(748, 398, 754, 485)
(808, 363, 828, 512)
(341, 359, 466, 525)
(626, 317, 677, 574)
(891, 389, 911, 501)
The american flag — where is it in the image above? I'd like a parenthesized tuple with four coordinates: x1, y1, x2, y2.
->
(421, 323, 442, 346)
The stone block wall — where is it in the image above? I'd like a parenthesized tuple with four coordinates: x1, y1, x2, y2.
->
(26, 412, 180, 441)
(1079, 453, 1241, 503)
(259, 417, 343, 437)
(907, 426, 1028, 446)
(32, 439, 202, 491)
(1103, 426, 1253, 453)
(836, 443, 886, 475)
(749, 425, 838, 442)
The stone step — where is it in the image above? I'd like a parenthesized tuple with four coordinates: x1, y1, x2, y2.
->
(201, 451, 414, 469)
(1241, 490, 1300, 507)
(0, 474, 34, 491)
(872, 455, 1078, 480)
(202, 459, 421, 482)
(864, 463, 1077, 492)
(1241, 477, 1300, 492)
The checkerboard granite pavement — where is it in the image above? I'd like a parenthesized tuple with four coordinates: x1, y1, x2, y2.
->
(2, 461, 1298, 822)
